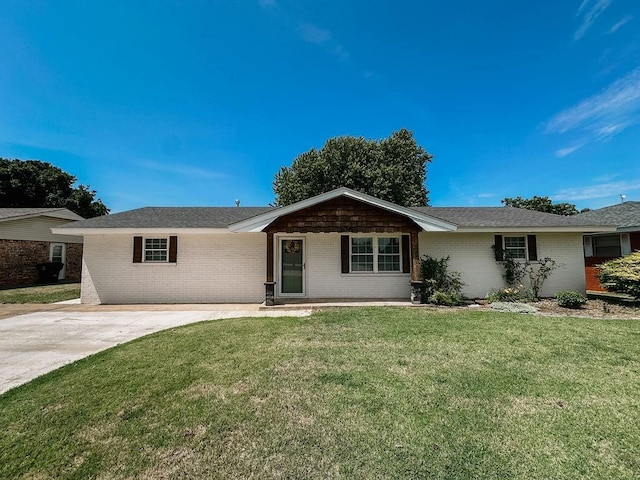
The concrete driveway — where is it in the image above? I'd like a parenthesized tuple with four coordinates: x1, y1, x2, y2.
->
(0, 305, 311, 394)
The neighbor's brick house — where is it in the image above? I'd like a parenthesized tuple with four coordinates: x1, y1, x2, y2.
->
(0, 208, 84, 287)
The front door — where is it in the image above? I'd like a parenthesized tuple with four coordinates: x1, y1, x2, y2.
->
(50, 243, 66, 280)
(280, 238, 305, 296)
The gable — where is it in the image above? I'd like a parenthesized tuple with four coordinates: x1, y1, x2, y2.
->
(264, 196, 422, 234)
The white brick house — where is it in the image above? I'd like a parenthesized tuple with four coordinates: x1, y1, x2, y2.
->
(53, 188, 613, 304)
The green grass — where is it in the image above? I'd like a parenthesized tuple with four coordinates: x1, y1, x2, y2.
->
(1, 307, 639, 479)
(0, 283, 80, 303)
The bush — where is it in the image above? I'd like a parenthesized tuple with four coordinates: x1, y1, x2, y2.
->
(599, 251, 640, 299)
(486, 285, 533, 303)
(556, 291, 587, 309)
(489, 302, 538, 314)
(419, 255, 464, 305)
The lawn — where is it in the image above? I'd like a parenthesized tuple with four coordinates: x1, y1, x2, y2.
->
(0, 283, 80, 304)
(1, 307, 638, 479)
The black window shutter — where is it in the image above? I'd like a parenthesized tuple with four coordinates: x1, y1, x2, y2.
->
(527, 235, 538, 261)
(341, 235, 350, 273)
(493, 235, 503, 261)
(133, 236, 143, 263)
(402, 235, 410, 273)
(169, 236, 178, 263)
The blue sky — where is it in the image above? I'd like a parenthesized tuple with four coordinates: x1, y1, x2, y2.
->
(1, 0, 639, 212)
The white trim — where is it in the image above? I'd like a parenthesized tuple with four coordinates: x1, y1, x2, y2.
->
(277, 236, 306, 298)
(228, 187, 458, 233)
(457, 226, 616, 233)
(621, 233, 631, 255)
(349, 234, 402, 274)
(0, 208, 83, 224)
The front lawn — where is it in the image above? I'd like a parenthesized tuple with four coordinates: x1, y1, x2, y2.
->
(0, 283, 80, 304)
(1, 308, 638, 479)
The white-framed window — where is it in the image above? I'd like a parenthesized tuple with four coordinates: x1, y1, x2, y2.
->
(350, 236, 401, 273)
(504, 236, 526, 259)
(144, 238, 168, 262)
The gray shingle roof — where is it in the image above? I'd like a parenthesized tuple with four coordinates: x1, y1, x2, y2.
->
(411, 206, 608, 228)
(573, 201, 640, 229)
(56, 206, 275, 229)
(0, 207, 69, 221)
(57, 203, 611, 230)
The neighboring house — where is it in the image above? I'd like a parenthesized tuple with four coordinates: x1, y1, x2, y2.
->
(53, 188, 613, 305)
(0, 208, 84, 287)
(574, 201, 640, 291)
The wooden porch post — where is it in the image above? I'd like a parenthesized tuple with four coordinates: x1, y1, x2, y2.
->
(265, 231, 275, 306)
(410, 230, 422, 304)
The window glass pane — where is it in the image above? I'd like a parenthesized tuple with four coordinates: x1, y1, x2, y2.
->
(593, 235, 621, 257)
(378, 237, 400, 254)
(144, 238, 168, 262)
(351, 237, 373, 254)
(378, 255, 400, 271)
(504, 236, 526, 259)
(504, 237, 525, 248)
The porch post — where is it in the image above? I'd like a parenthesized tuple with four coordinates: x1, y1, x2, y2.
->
(410, 231, 422, 304)
(265, 231, 275, 306)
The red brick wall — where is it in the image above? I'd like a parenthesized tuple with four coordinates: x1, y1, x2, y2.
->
(0, 239, 83, 287)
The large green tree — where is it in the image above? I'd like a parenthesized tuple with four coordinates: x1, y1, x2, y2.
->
(273, 129, 431, 207)
(0, 158, 109, 218)
(501, 195, 580, 216)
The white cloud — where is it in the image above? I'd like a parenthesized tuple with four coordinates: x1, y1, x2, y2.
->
(545, 67, 640, 138)
(574, 0, 611, 41)
(554, 180, 640, 201)
(555, 143, 585, 157)
(298, 23, 332, 45)
(608, 14, 633, 33)
(138, 160, 226, 180)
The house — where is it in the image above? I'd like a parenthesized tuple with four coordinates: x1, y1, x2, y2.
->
(0, 208, 84, 287)
(52, 188, 613, 305)
(574, 201, 640, 291)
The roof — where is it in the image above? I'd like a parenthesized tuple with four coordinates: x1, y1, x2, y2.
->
(573, 201, 640, 230)
(55, 206, 274, 229)
(53, 188, 616, 234)
(0, 207, 83, 223)
(412, 206, 608, 229)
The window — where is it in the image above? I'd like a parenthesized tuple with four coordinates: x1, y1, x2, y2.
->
(593, 234, 621, 257)
(351, 236, 401, 273)
(504, 236, 526, 259)
(144, 238, 168, 262)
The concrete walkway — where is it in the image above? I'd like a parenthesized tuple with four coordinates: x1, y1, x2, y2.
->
(0, 304, 311, 394)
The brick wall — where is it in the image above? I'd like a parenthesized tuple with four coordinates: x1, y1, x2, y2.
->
(0, 239, 83, 287)
(0, 239, 50, 287)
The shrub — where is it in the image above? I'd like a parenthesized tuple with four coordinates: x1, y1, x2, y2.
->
(419, 255, 464, 305)
(489, 302, 538, 314)
(599, 251, 640, 299)
(556, 291, 587, 309)
(487, 285, 533, 303)
(492, 248, 562, 301)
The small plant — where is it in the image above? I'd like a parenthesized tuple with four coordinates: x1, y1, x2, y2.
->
(419, 255, 464, 305)
(489, 302, 538, 314)
(599, 251, 640, 299)
(556, 291, 587, 309)
(487, 285, 533, 303)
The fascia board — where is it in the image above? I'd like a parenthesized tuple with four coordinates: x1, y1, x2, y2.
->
(454, 225, 618, 233)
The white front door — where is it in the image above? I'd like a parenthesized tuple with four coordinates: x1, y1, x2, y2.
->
(279, 238, 305, 297)
(50, 243, 66, 280)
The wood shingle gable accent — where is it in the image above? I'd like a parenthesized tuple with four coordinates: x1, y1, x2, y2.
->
(263, 196, 422, 234)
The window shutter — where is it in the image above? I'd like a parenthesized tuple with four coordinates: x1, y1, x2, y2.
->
(527, 235, 538, 261)
(133, 236, 143, 263)
(402, 235, 410, 273)
(493, 235, 503, 261)
(583, 236, 593, 257)
(341, 235, 350, 273)
(621, 233, 631, 255)
(169, 236, 178, 263)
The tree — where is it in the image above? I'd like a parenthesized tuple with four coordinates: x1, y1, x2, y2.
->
(501, 196, 579, 216)
(273, 128, 431, 207)
(0, 158, 109, 218)
(599, 251, 640, 299)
